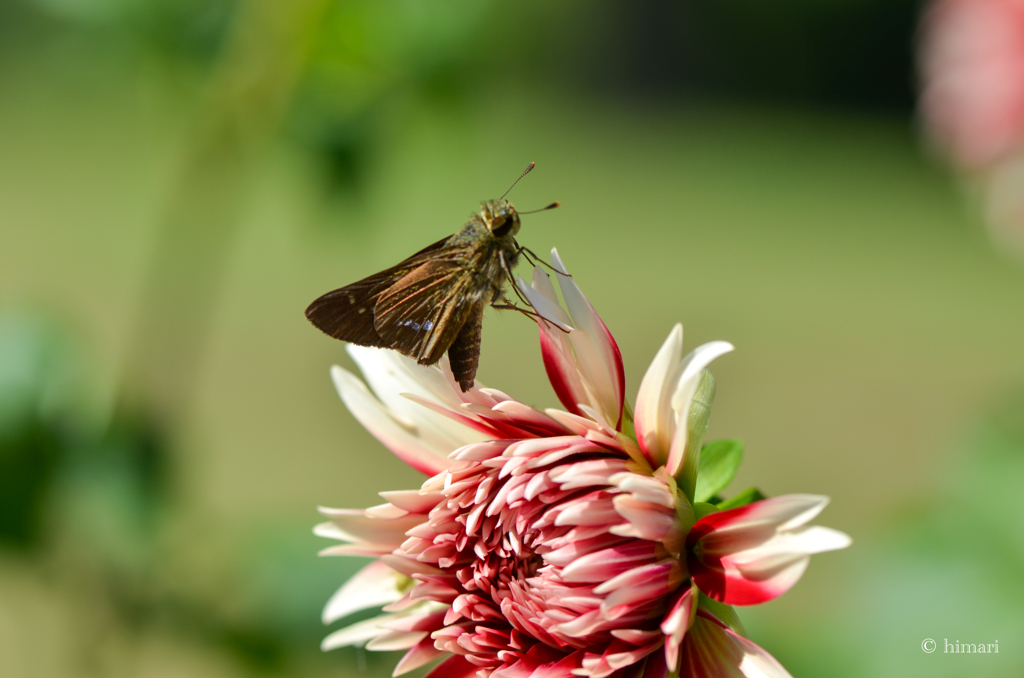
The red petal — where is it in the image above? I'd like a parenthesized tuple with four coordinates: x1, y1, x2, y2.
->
(540, 323, 588, 418)
(424, 655, 479, 678)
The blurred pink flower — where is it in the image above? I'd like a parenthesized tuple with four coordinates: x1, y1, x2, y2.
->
(919, 0, 1024, 256)
(315, 250, 849, 678)
(920, 0, 1024, 169)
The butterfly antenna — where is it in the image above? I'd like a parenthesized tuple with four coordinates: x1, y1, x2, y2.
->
(501, 162, 536, 200)
(519, 202, 560, 214)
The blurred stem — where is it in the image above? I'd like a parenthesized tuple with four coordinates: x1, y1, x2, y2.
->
(122, 0, 330, 423)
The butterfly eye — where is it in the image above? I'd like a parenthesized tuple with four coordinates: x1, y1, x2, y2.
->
(491, 216, 515, 238)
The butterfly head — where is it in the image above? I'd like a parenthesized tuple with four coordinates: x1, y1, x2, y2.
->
(481, 199, 521, 239)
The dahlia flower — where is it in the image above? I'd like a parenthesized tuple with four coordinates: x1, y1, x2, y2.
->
(315, 250, 850, 678)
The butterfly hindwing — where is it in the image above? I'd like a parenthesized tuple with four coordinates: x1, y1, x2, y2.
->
(373, 258, 478, 364)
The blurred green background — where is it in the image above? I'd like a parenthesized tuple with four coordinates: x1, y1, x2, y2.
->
(2, 1, 1022, 676)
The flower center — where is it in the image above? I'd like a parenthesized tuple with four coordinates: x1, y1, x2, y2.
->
(401, 448, 687, 672)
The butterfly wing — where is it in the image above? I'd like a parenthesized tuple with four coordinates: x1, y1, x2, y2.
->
(305, 234, 489, 366)
(304, 235, 454, 345)
(373, 258, 479, 364)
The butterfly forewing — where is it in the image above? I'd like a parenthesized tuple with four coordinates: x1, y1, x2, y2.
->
(304, 235, 455, 344)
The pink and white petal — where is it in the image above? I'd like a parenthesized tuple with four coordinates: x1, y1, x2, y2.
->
(578, 641, 662, 678)
(553, 609, 614, 638)
(506, 435, 585, 459)
(729, 526, 853, 567)
(611, 495, 681, 543)
(492, 400, 573, 436)
(689, 497, 850, 605)
(679, 611, 792, 678)
(496, 644, 569, 678)
(348, 346, 459, 413)
(477, 386, 515, 402)
(537, 320, 590, 418)
(394, 637, 448, 676)
(698, 530, 849, 606)
(322, 613, 401, 650)
(364, 502, 410, 519)
(665, 341, 735, 478)
(553, 494, 622, 527)
(691, 554, 811, 606)
(691, 496, 831, 546)
(609, 473, 675, 508)
(528, 650, 587, 678)
(660, 584, 696, 672)
(379, 490, 444, 515)
(634, 324, 684, 467)
(594, 559, 682, 596)
(577, 402, 615, 431)
(611, 630, 664, 645)
(519, 268, 574, 330)
(561, 541, 661, 583)
(331, 365, 451, 476)
(323, 560, 408, 624)
(348, 348, 493, 450)
(544, 533, 631, 567)
(521, 266, 585, 418)
(380, 554, 444, 578)
(458, 402, 550, 440)
(318, 543, 393, 558)
(434, 354, 504, 408)
(366, 630, 428, 651)
(544, 408, 606, 436)
(316, 508, 425, 546)
(549, 459, 631, 489)
(550, 249, 625, 429)
(400, 393, 504, 439)
(380, 607, 449, 632)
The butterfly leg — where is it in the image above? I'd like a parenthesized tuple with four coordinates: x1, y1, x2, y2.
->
(491, 300, 541, 321)
(499, 249, 536, 309)
(505, 271, 535, 308)
(496, 252, 569, 333)
(492, 297, 571, 333)
(515, 245, 572, 277)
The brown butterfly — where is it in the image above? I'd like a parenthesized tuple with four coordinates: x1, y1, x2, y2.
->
(305, 164, 557, 391)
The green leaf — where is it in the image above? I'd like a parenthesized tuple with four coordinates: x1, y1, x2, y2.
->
(715, 487, 766, 510)
(677, 370, 716, 502)
(693, 502, 719, 520)
(665, 474, 696, 533)
(693, 439, 743, 502)
(697, 592, 747, 638)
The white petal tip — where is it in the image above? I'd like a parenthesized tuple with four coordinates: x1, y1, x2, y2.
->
(807, 527, 853, 553)
(517, 275, 574, 331)
(549, 248, 570, 275)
